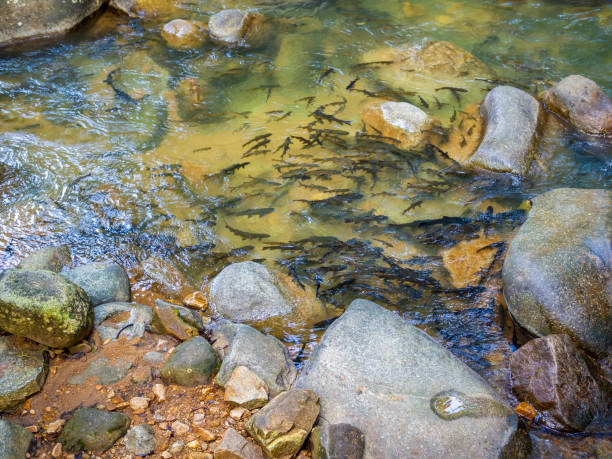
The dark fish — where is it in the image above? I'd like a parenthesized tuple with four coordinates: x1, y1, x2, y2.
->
(242, 149, 271, 158)
(346, 77, 360, 90)
(266, 110, 284, 115)
(227, 207, 275, 218)
(296, 96, 316, 106)
(317, 67, 336, 83)
(311, 108, 351, 126)
(313, 315, 340, 329)
(274, 136, 293, 157)
(450, 109, 457, 123)
(344, 214, 388, 224)
(476, 241, 506, 253)
(193, 146, 212, 152)
(460, 136, 467, 147)
(295, 192, 363, 207)
(354, 60, 395, 68)
(225, 224, 270, 240)
(418, 96, 429, 109)
(245, 138, 271, 154)
(243, 133, 271, 147)
(104, 69, 142, 102)
(274, 111, 292, 121)
(20, 123, 40, 130)
(402, 200, 423, 214)
(435, 86, 468, 102)
(219, 162, 250, 176)
(434, 96, 445, 110)
(467, 125, 474, 136)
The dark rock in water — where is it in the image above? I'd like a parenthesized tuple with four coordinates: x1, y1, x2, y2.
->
(0, 419, 32, 459)
(215, 427, 266, 459)
(209, 261, 292, 322)
(123, 424, 157, 456)
(469, 86, 541, 175)
(94, 302, 153, 343)
(208, 9, 266, 47)
(62, 262, 130, 306)
(246, 389, 320, 458)
(295, 299, 523, 458)
(17, 245, 71, 272)
(503, 188, 611, 355)
(0, 269, 93, 348)
(541, 75, 612, 135)
(161, 336, 219, 386)
(0, 348, 48, 411)
(215, 324, 296, 397)
(310, 423, 365, 459)
(58, 407, 130, 453)
(0, 0, 105, 47)
(510, 334, 605, 432)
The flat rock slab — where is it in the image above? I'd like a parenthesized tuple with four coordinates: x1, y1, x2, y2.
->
(59, 407, 130, 453)
(0, 269, 93, 348)
(295, 299, 521, 459)
(0, 349, 48, 411)
(215, 324, 296, 397)
(94, 302, 153, 343)
(17, 245, 71, 272)
(0, 419, 32, 458)
(469, 86, 540, 175)
(542, 74, 612, 135)
(0, 0, 105, 47)
(510, 334, 604, 432)
(503, 188, 611, 355)
(62, 262, 130, 306)
(68, 355, 132, 386)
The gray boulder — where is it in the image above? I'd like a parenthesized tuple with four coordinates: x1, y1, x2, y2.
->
(215, 427, 265, 459)
(215, 324, 296, 397)
(62, 262, 130, 306)
(542, 75, 612, 135)
(17, 245, 70, 272)
(469, 86, 541, 175)
(295, 299, 523, 459)
(209, 261, 292, 322)
(0, 419, 32, 459)
(0, 269, 93, 348)
(123, 424, 157, 456)
(503, 188, 611, 355)
(0, 0, 105, 47)
(0, 348, 48, 411)
(310, 423, 365, 459)
(208, 9, 265, 47)
(161, 336, 219, 386)
(94, 302, 153, 343)
(58, 407, 130, 453)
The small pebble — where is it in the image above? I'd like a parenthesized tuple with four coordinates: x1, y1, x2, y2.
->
(169, 440, 185, 454)
(51, 443, 62, 458)
(187, 439, 200, 449)
(46, 419, 66, 434)
(161, 452, 172, 459)
(171, 421, 190, 436)
(153, 383, 167, 402)
(130, 396, 150, 414)
(192, 413, 206, 427)
(229, 407, 247, 420)
(25, 425, 38, 433)
(195, 428, 216, 442)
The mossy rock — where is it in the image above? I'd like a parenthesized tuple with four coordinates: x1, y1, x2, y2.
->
(58, 408, 130, 453)
(0, 419, 32, 458)
(161, 336, 219, 386)
(0, 349, 48, 411)
(0, 269, 93, 348)
(17, 245, 71, 272)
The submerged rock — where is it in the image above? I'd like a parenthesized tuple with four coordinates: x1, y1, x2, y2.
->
(0, 419, 32, 459)
(361, 101, 436, 148)
(310, 423, 365, 459)
(0, 269, 93, 348)
(94, 302, 153, 343)
(0, 349, 48, 411)
(541, 75, 612, 135)
(295, 299, 522, 458)
(215, 427, 266, 459)
(17, 245, 71, 272)
(503, 188, 611, 355)
(0, 0, 105, 47)
(215, 324, 296, 397)
(62, 262, 130, 306)
(58, 407, 130, 453)
(246, 389, 320, 458)
(139, 256, 195, 301)
(208, 9, 265, 47)
(468, 86, 541, 175)
(162, 19, 208, 50)
(510, 334, 605, 432)
(161, 336, 219, 386)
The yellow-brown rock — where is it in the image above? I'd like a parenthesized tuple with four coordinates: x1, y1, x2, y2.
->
(162, 19, 208, 50)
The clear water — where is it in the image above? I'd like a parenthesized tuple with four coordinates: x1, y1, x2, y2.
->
(0, 0, 611, 451)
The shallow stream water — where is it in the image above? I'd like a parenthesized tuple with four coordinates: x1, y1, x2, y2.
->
(0, 0, 611, 455)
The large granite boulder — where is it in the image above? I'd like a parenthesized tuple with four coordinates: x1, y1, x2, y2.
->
(0, 269, 93, 348)
(17, 245, 71, 272)
(62, 262, 130, 306)
(0, 0, 105, 47)
(510, 334, 605, 432)
(541, 75, 612, 135)
(295, 299, 523, 458)
(0, 348, 48, 411)
(58, 407, 130, 453)
(208, 9, 265, 47)
(361, 101, 436, 148)
(503, 188, 611, 355)
(468, 86, 541, 175)
(215, 324, 296, 397)
(0, 419, 32, 458)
